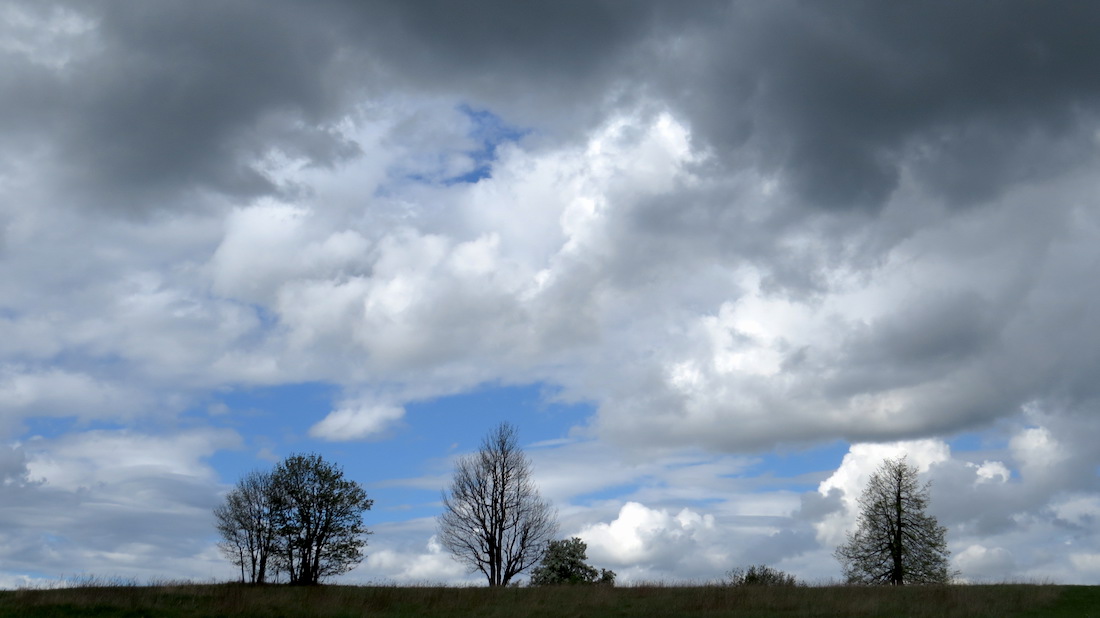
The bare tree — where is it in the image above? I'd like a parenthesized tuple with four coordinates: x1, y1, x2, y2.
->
(835, 456, 952, 585)
(214, 469, 278, 584)
(438, 422, 558, 586)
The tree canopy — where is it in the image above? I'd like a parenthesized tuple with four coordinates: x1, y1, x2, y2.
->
(835, 456, 952, 585)
(215, 453, 373, 585)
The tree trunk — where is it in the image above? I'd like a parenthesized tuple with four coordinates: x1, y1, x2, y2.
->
(891, 481, 904, 585)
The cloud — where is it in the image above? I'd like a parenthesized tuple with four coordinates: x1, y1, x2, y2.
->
(0, 367, 148, 437)
(664, 1, 1100, 210)
(361, 531, 469, 585)
(972, 461, 1011, 485)
(1011, 426, 1069, 482)
(0, 429, 240, 582)
(578, 502, 727, 581)
(6, 1, 1100, 456)
(12, 0, 1100, 217)
(1, 0, 365, 211)
(813, 439, 950, 547)
(955, 544, 1017, 582)
(310, 401, 406, 441)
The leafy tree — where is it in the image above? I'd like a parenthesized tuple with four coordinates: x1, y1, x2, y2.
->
(530, 537, 615, 586)
(215, 453, 373, 585)
(214, 469, 279, 584)
(438, 422, 558, 586)
(835, 456, 952, 585)
(269, 453, 374, 584)
(726, 564, 802, 587)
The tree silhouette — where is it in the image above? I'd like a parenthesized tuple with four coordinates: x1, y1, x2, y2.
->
(215, 453, 372, 584)
(438, 422, 557, 586)
(530, 537, 615, 586)
(835, 456, 952, 585)
(214, 469, 278, 584)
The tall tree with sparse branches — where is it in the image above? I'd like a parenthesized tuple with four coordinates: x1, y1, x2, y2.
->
(835, 456, 952, 585)
(438, 422, 558, 586)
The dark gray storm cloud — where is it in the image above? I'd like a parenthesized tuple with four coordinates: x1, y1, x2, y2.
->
(4, 0, 364, 210)
(0, 445, 29, 486)
(340, 0, 1100, 308)
(832, 291, 1000, 397)
(663, 1, 1100, 211)
(338, 0, 1100, 212)
(11, 0, 1100, 216)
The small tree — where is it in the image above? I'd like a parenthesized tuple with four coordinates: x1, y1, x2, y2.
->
(726, 564, 802, 587)
(530, 537, 615, 586)
(215, 453, 373, 585)
(214, 469, 279, 583)
(438, 422, 558, 586)
(835, 456, 952, 585)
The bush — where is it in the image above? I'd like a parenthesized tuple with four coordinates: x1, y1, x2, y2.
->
(530, 538, 615, 586)
(726, 564, 803, 587)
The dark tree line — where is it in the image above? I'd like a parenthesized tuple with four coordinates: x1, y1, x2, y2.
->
(216, 423, 560, 588)
(215, 453, 373, 585)
(217, 437, 952, 587)
(726, 564, 803, 587)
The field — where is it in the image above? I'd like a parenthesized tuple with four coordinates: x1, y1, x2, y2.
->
(1, 582, 1097, 618)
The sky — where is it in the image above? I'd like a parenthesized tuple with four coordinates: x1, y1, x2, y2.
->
(2, 0, 1100, 587)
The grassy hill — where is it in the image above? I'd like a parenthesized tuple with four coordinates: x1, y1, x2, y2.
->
(1, 582, 1096, 617)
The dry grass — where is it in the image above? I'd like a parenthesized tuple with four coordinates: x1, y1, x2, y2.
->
(0, 581, 1090, 618)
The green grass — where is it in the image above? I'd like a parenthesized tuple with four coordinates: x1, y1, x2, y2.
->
(0, 582, 1095, 618)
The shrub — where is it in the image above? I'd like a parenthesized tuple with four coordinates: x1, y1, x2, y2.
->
(726, 564, 803, 587)
(530, 537, 615, 586)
